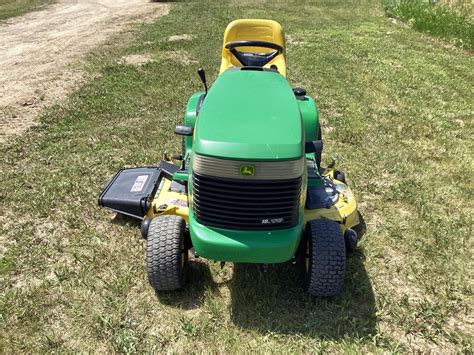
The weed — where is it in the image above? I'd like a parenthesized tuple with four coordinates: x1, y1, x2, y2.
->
(381, 0, 474, 48)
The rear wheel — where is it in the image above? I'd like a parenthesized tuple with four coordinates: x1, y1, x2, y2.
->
(146, 215, 188, 291)
(303, 219, 346, 297)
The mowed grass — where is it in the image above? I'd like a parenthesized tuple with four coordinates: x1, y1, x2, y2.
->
(1, 0, 473, 352)
(0, 0, 54, 21)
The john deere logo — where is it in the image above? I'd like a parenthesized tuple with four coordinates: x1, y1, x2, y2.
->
(240, 165, 255, 177)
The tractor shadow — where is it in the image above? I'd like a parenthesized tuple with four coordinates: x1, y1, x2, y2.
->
(154, 258, 219, 310)
(111, 213, 141, 228)
(229, 215, 376, 339)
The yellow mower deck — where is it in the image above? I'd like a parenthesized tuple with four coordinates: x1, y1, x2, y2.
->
(146, 177, 189, 223)
(304, 167, 359, 231)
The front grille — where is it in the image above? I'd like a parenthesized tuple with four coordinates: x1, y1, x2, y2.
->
(192, 173, 302, 230)
(193, 154, 304, 180)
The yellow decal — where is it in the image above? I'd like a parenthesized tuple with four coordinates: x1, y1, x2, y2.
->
(240, 165, 255, 177)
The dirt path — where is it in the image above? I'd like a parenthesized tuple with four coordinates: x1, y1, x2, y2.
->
(0, 0, 169, 143)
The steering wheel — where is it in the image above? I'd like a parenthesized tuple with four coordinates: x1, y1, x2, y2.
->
(225, 40, 284, 67)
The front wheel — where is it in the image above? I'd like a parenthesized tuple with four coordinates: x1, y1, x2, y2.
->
(146, 215, 188, 291)
(302, 219, 346, 297)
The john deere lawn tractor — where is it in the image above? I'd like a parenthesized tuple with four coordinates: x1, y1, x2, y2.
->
(98, 19, 359, 297)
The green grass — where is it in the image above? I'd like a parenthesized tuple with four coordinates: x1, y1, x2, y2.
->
(0, 0, 54, 21)
(1, 0, 473, 352)
(381, 0, 474, 48)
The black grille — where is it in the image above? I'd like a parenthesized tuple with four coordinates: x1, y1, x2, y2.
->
(192, 173, 301, 230)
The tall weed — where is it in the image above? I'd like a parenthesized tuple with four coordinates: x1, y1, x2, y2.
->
(381, 0, 473, 48)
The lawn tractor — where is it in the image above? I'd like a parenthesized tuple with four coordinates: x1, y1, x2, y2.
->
(98, 19, 360, 297)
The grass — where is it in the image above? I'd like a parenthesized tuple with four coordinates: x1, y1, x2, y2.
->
(1, 0, 473, 352)
(0, 0, 54, 21)
(381, 0, 474, 48)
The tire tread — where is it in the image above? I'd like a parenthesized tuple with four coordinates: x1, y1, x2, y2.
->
(146, 215, 186, 291)
(305, 219, 346, 297)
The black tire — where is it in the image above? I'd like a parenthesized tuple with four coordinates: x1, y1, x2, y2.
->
(316, 124, 322, 168)
(303, 219, 346, 297)
(146, 215, 188, 291)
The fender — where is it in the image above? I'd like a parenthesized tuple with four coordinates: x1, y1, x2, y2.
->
(298, 95, 319, 142)
(183, 91, 205, 152)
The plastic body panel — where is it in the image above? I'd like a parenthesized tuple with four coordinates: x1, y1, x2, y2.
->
(194, 69, 303, 160)
(184, 90, 318, 159)
(189, 211, 304, 263)
(183, 91, 205, 152)
(298, 96, 319, 142)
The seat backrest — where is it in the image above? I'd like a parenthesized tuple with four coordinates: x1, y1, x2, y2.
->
(219, 19, 287, 77)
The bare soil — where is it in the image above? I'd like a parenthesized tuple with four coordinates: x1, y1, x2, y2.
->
(0, 0, 169, 143)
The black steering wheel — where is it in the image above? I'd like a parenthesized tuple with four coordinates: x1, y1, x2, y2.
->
(225, 40, 284, 67)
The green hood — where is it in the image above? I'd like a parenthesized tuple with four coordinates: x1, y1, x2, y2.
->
(194, 69, 303, 161)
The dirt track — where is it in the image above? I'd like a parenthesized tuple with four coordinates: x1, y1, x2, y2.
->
(0, 0, 169, 143)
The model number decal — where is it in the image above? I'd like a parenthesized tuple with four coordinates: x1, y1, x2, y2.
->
(261, 218, 284, 224)
(131, 175, 148, 192)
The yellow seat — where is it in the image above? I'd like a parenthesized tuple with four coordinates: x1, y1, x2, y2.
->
(219, 19, 287, 77)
